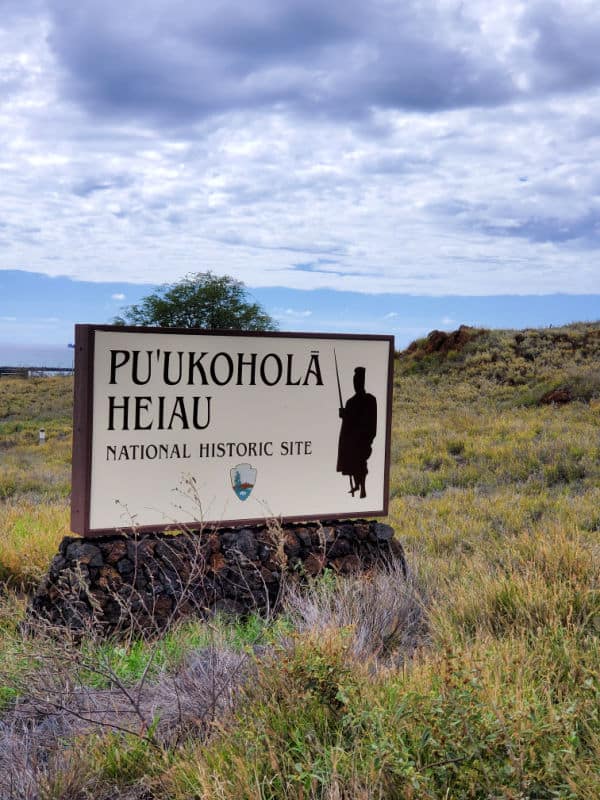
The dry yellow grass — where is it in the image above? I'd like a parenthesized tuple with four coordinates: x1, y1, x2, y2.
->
(0, 499, 70, 588)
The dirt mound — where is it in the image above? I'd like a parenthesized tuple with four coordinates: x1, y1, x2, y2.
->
(539, 387, 573, 405)
(404, 325, 485, 358)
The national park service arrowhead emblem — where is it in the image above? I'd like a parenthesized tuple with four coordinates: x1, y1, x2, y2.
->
(230, 463, 257, 501)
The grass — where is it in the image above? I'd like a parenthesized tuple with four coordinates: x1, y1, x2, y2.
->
(0, 376, 72, 502)
(76, 612, 292, 690)
(0, 323, 599, 798)
(0, 499, 70, 589)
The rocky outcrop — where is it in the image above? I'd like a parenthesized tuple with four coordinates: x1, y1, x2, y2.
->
(404, 325, 485, 358)
(29, 521, 405, 636)
(539, 387, 573, 405)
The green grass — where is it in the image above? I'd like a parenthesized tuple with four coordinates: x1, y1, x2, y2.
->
(0, 325, 599, 798)
(77, 612, 293, 690)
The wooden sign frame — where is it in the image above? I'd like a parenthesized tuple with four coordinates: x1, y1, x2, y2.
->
(71, 325, 394, 537)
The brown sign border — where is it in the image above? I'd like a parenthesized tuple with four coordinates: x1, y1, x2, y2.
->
(71, 324, 395, 538)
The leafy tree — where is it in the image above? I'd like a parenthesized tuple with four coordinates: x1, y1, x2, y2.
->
(114, 272, 277, 331)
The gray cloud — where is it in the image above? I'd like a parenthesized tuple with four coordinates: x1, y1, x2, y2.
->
(71, 173, 134, 197)
(0, 64, 29, 100)
(483, 212, 600, 246)
(44, 0, 518, 126)
(522, 1, 600, 93)
(10, 1, 600, 129)
(0, 0, 44, 21)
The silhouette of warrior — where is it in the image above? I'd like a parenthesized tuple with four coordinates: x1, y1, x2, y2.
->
(336, 366, 377, 498)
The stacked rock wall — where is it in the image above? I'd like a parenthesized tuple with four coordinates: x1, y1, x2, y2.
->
(30, 520, 404, 636)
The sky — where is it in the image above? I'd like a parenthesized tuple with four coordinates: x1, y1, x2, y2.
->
(1, 0, 599, 364)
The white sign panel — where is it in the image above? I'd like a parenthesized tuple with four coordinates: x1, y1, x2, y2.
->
(71, 326, 393, 536)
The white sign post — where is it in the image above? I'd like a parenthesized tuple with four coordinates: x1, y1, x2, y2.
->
(71, 325, 393, 537)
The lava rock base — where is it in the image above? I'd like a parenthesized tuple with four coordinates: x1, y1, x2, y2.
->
(29, 520, 404, 636)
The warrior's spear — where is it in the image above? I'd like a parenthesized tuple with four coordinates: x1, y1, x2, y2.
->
(333, 348, 343, 412)
(334, 349, 355, 495)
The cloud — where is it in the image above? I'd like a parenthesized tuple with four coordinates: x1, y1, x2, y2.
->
(44, 0, 518, 126)
(276, 308, 313, 318)
(482, 212, 600, 246)
(292, 261, 355, 277)
(111, 293, 125, 300)
(0, 0, 600, 297)
(521, 1, 600, 94)
(40, 0, 600, 132)
(71, 174, 133, 197)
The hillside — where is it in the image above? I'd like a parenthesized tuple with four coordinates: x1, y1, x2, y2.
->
(0, 322, 598, 798)
(398, 320, 600, 405)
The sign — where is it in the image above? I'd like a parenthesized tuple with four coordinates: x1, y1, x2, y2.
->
(71, 325, 394, 536)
